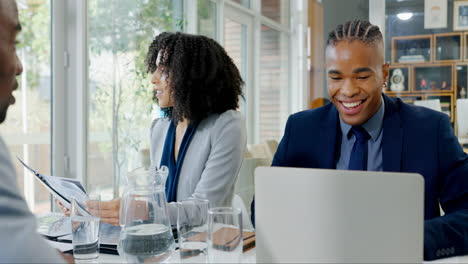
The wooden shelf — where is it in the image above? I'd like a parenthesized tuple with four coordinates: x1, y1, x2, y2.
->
(389, 33, 463, 125)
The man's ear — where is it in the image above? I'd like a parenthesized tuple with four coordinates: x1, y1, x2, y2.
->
(382, 62, 390, 84)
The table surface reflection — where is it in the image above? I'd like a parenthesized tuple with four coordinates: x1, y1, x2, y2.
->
(98, 248, 467, 264)
(98, 248, 255, 263)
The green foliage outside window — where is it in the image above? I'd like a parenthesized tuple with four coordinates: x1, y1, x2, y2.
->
(87, 0, 184, 194)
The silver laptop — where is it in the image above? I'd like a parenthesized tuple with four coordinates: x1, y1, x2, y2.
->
(255, 167, 424, 263)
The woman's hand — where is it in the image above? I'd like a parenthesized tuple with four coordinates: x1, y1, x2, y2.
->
(87, 198, 120, 226)
(55, 199, 70, 216)
(58, 251, 74, 264)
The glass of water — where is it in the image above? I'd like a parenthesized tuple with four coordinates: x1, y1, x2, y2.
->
(207, 207, 243, 263)
(177, 198, 210, 262)
(71, 194, 101, 261)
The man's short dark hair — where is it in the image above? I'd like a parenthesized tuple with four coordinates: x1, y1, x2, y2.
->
(145, 32, 244, 123)
(327, 20, 383, 46)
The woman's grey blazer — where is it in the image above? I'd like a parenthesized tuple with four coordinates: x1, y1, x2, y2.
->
(150, 110, 247, 223)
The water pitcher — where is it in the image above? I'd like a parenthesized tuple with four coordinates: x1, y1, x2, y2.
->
(118, 166, 175, 263)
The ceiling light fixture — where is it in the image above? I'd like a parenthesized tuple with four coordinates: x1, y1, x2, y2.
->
(397, 12, 413, 20)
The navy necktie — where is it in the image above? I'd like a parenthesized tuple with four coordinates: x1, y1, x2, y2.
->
(348, 126, 371, 171)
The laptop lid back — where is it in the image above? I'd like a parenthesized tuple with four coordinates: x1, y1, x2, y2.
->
(255, 167, 424, 263)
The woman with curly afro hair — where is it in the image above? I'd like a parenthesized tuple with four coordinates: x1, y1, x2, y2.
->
(91, 32, 247, 225)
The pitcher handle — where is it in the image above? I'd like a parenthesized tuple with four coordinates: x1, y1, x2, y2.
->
(119, 192, 127, 228)
(154, 165, 169, 186)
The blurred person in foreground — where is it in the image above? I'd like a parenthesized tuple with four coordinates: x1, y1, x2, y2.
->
(0, 0, 72, 262)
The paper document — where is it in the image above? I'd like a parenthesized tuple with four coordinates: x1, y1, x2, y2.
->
(44, 238, 73, 253)
(414, 99, 442, 112)
(17, 157, 89, 214)
(37, 212, 71, 239)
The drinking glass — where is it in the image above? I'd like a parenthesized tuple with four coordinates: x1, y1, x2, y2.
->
(207, 207, 243, 263)
(177, 198, 210, 262)
(71, 194, 101, 261)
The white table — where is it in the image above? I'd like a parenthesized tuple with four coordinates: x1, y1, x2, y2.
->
(98, 248, 255, 263)
(97, 248, 467, 263)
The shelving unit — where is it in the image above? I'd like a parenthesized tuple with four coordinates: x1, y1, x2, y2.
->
(387, 32, 468, 130)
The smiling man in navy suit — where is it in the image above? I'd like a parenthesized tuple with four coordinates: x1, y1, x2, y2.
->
(251, 20, 468, 260)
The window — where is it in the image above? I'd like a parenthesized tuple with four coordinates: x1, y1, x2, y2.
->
(0, 0, 52, 213)
(224, 18, 248, 86)
(198, 0, 217, 39)
(231, 0, 251, 8)
(87, 0, 184, 196)
(24, 0, 305, 211)
(262, 0, 290, 25)
(221, 0, 295, 143)
(224, 5, 252, 123)
(259, 26, 289, 141)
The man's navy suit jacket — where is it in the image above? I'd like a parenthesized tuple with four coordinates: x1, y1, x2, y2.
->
(251, 94, 468, 260)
